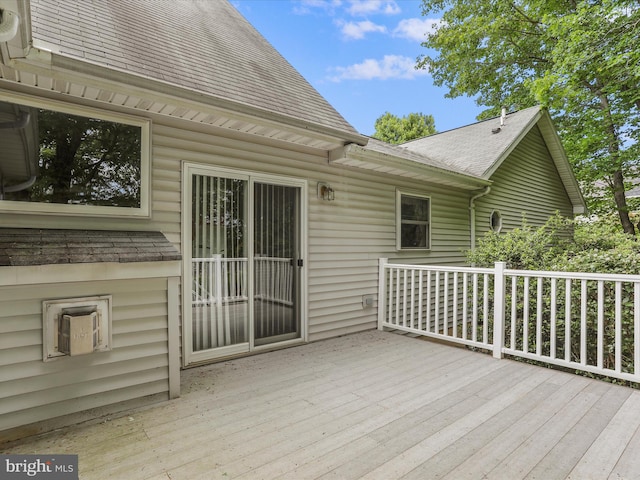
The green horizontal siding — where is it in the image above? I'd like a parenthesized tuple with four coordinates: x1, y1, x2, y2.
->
(476, 125, 574, 237)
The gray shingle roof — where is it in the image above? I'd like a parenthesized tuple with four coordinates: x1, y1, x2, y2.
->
(0, 229, 181, 266)
(363, 137, 478, 176)
(402, 106, 543, 177)
(29, 0, 358, 137)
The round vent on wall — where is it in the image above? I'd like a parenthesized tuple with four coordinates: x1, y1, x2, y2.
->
(490, 210, 503, 233)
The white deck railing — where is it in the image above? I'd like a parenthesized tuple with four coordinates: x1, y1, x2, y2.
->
(254, 256, 294, 306)
(193, 256, 249, 305)
(378, 258, 640, 384)
(193, 255, 293, 306)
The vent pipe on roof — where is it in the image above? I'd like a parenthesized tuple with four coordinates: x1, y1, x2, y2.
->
(0, 9, 20, 43)
(500, 107, 507, 127)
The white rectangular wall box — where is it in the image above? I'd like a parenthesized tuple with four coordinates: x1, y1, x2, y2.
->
(43, 295, 112, 361)
(59, 311, 99, 355)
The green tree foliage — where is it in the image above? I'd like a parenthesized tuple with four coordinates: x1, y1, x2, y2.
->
(467, 213, 640, 274)
(28, 109, 141, 206)
(417, 1, 640, 234)
(372, 111, 436, 144)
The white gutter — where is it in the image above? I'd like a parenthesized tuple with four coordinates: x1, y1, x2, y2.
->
(0, 0, 31, 62)
(469, 186, 491, 251)
(0, 109, 29, 129)
(0, 9, 19, 42)
(0, 175, 36, 199)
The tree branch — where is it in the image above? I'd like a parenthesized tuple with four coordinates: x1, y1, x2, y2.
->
(510, 3, 543, 26)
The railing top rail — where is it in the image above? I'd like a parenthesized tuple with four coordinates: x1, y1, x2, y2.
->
(193, 257, 293, 263)
(192, 257, 249, 263)
(379, 259, 640, 283)
(380, 262, 494, 275)
(254, 256, 292, 262)
(505, 268, 640, 283)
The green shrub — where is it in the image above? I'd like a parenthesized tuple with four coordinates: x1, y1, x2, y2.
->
(466, 213, 572, 270)
(467, 213, 640, 274)
(553, 215, 640, 275)
(466, 213, 640, 382)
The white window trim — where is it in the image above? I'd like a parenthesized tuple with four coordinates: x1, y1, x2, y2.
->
(490, 209, 503, 233)
(396, 189, 431, 251)
(0, 91, 151, 218)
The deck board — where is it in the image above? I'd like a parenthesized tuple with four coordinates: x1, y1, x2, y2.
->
(435, 375, 593, 480)
(567, 390, 640, 479)
(610, 403, 640, 480)
(3, 330, 639, 480)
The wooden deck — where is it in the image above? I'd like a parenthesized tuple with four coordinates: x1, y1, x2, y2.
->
(4, 330, 640, 479)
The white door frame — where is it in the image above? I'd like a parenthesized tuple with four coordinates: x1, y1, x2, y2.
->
(181, 162, 308, 366)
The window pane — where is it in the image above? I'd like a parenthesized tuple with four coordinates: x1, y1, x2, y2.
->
(192, 176, 246, 259)
(1, 100, 142, 208)
(401, 223, 428, 248)
(401, 195, 429, 221)
(398, 193, 430, 250)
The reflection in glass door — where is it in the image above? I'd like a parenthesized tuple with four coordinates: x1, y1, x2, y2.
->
(191, 175, 248, 351)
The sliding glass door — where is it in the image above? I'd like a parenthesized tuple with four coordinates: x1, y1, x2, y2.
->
(184, 165, 304, 364)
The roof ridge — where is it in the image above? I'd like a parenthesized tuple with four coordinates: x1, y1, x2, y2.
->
(401, 105, 542, 145)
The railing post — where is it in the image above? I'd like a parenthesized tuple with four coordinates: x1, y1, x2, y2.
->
(493, 261, 506, 359)
(212, 254, 225, 344)
(378, 258, 388, 331)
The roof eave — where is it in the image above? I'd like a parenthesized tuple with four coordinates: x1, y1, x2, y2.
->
(7, 45, 368, 150)
(330, 143, 491, 191)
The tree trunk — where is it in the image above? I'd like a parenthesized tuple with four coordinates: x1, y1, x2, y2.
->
(594, 85, 634, 235)
(612, 170, 635, 235)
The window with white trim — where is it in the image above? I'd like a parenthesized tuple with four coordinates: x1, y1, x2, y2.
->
(0, 93, 150, 217)
(397, 190, 431, 250)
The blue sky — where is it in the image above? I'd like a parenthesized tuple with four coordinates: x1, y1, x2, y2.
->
(233, 0, 484, 136)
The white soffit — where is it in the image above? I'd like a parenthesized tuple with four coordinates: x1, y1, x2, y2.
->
(0, 51, 364, 152)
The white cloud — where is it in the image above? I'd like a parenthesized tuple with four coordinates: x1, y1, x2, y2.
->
(346, 1, 400, 16)
(393, 17, 442, 42)
(293, 0, 343, 15)
(339, 20, 387, 39)
(328, 55, 429, 81)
